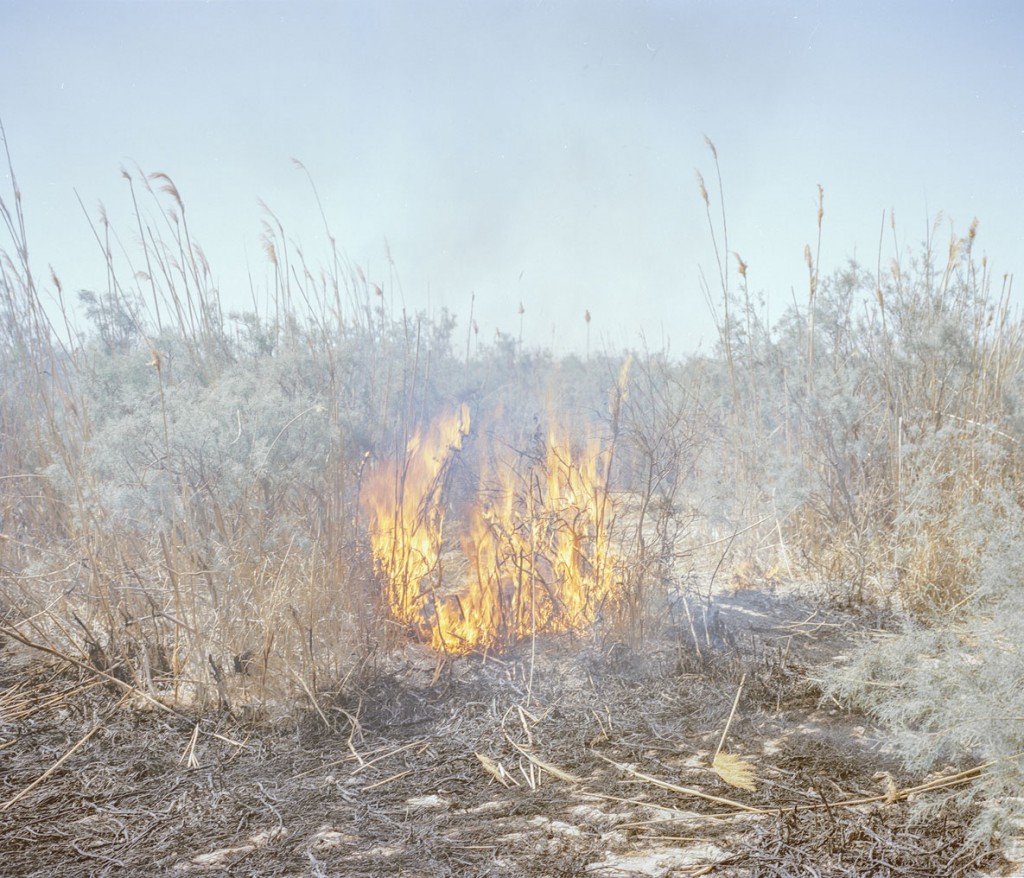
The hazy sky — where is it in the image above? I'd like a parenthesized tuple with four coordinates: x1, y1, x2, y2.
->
(3, 1, 1022, 355)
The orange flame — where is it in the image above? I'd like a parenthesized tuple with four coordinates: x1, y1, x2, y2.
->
(455, 430, 621, 648)
(360, 403, 471, 629)
(363, 385, 626, 653)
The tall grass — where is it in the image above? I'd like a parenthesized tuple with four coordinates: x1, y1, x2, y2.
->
(4, 124, 1024, 851)
(693, 137, 1024, 842)
(0, 128, 458, 712)
(694, 137, 1024, 612)
(0, 131, 706, 713)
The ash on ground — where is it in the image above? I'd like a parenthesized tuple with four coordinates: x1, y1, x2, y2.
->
(0, 583, 1010, 877)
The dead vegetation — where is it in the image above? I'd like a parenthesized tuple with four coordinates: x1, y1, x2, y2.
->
(2, 124, 1024, 873)
(0, 585, 1008, 877)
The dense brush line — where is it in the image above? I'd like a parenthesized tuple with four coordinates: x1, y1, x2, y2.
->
(2, 128, 1023, 842)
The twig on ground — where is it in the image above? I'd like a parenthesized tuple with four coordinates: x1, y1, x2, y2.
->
(506, 737, 581, 784)
(597, 753, 770, 814)
(1, 697, 124, 811)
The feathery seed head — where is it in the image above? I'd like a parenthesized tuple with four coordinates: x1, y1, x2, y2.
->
(150, 172, 184, 211)
(261, 234, 278, 266)
(696, 171, 709, 206)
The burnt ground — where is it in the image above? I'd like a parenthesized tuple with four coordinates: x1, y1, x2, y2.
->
(0, 585, 1015, 877)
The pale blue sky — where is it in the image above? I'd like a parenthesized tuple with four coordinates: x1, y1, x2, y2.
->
(3, 0, 1022, 354)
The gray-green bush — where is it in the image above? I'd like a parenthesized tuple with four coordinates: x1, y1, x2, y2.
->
(4, 127, 1024, 841)
(693, 139, 1024, 842)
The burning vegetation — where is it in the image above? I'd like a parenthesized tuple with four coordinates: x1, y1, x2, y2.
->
(362, 360, 631, 653)
(5, 138, 1024, 871)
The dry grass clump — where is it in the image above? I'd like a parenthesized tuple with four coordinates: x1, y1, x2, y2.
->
(0, 128, 412, 713)
(3, 116, 1023, 829)
(691, 139, 1024, 843)
(0, 126, 708, 713)
(695, 137, 1024, 617)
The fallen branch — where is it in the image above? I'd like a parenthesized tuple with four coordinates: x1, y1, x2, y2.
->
(596, 752, 993, 817)
(361, 769, 414, 791)
(596, 753, 770, 814)
(506, 737, 582, 784)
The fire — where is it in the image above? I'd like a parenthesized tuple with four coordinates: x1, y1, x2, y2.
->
(447, 429, 621, 650)
(362, 387, 626, 653)
(360, 403, 471, 629)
